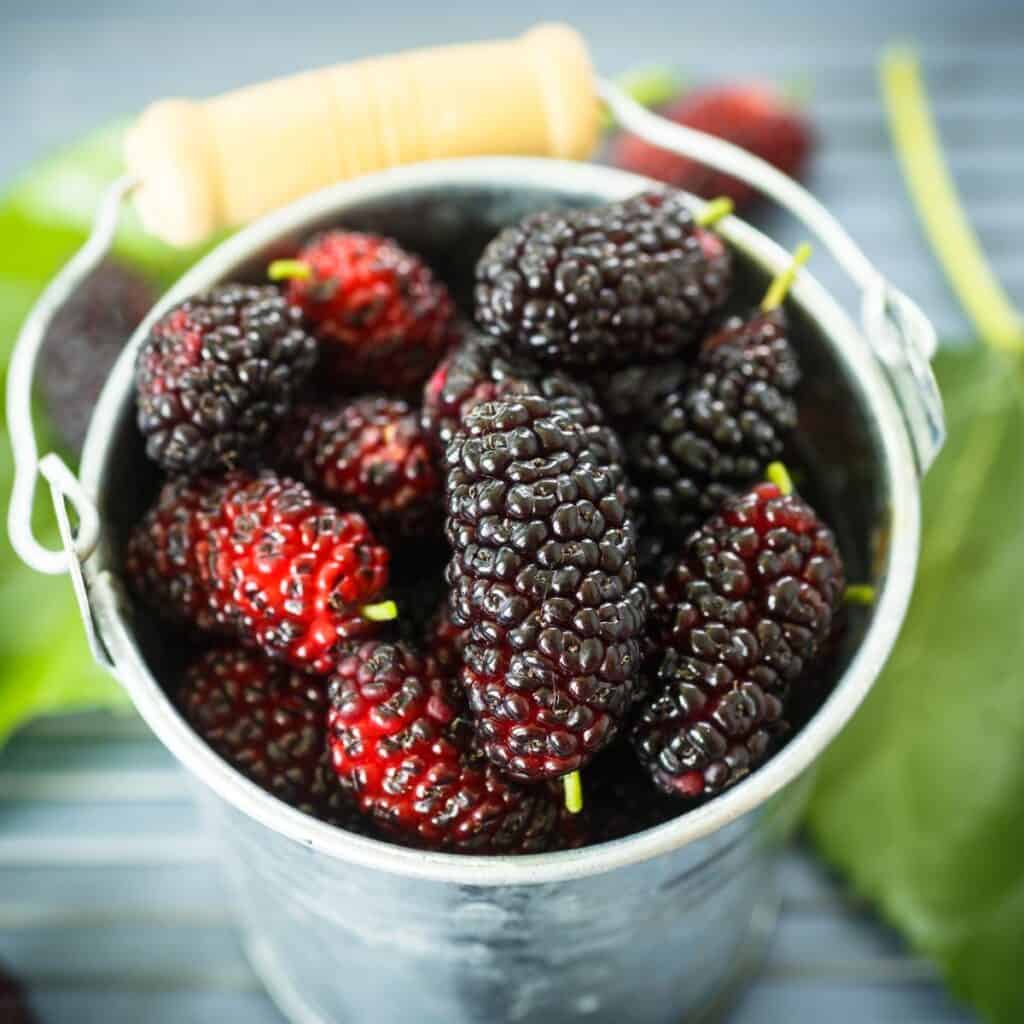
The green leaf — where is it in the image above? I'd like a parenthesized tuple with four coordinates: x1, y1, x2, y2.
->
(0, 563, 128, 743)
(807, 344, 1024, 1024)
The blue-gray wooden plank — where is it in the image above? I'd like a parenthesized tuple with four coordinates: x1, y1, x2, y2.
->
(5, 0, 1019, 1020)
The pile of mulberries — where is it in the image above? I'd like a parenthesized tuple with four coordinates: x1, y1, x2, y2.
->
(124, 194, 848, 857)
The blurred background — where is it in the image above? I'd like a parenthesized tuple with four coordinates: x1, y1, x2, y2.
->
(7, 0, 1023, 338)
(2, 1, 1021, 1022)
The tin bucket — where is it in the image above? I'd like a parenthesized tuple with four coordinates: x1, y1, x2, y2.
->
(6, 109, 944, 1024)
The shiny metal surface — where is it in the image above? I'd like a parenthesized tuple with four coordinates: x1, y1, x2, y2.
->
(71, 159, 925, 1023)
(205, 778, 796, 1024)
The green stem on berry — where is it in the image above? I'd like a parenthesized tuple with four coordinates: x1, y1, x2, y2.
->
(760, 243, 812, 313)
(881, 48, 1023, 354)
(766, 461, 794, 495)
(361, 600, 398, 623)
(696, 197, 734, 229)
(563, 771, 584, 815)
(601, 66, 686, 130)
(844, 584, 877, 606)
(268, 259, 312, 283)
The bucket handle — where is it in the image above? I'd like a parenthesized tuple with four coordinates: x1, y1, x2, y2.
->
(7, 93, 945, 590)
(600, 79, 946, 477)
(6, 175, 136, 577)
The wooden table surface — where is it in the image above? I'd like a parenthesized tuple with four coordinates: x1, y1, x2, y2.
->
(5, 0, 1020, 1019)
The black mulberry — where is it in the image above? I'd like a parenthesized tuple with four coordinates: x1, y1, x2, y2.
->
(445, 394, 648, 780)
(474, 190, 731, 368)
(632, 481, 844, 798)
(624, 307, 800, 539)
(135, 283, 317, 474)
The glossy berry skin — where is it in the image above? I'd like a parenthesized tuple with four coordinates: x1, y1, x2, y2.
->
(327, 641, 570, 853)
(611, 85, 814, 210)
(125, 472, 389, 674)
(474, 191, 731, 369)
(625, 308, 800, 539)
(445, 395, 648, 781)
(283, 231, 457, 393)
(179, 647, 366, 831)
(421, 331, 599, 451)
(281, 398, 441, 542)
(135, 284, 317, 474)
(423, 334, 629, 500)
(123, 474, 225, 632)
(422, 333, 541, 449)
(633, 482, 845, 799)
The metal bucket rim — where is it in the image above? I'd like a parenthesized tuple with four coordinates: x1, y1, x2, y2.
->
(80, 157, 921, 887)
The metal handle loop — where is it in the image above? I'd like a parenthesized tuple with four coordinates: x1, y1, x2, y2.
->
(599, 79, 945, 473)
(7, 92, 947, 583)
(42, 454, 115, 670)
(6, 175, 136, 575)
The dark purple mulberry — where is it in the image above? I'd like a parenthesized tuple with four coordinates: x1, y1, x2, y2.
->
(276, 397, 442, 543)
(590, 359, 691, 423)
(632, 481, 844, 799)
(473, 190, 731, 368)
(445, 394, 648, 781)
(423, 332, 601, 448)
(424, 332, 630, 493)
(135, 283, 318, 474)
(624, 307, 800, 538)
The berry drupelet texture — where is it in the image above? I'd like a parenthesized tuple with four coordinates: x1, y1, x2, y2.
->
(633, 482, 845, 799)
(281, 231, 457, 393)
(423, 333, 629, 505)
(445, 394, 648, 781)
(135, 284, 317, 474)
(41, 260, 153, 456)
(123, 474, 225, 632)
(422, 331, 595, 451)
(327, 641, 572, 853)
(422, 333, 537, 449)
(473, 190, 731, 369)
(624, 308, 800, 539)
(125, 471, 389, 674)
(179, 647, 367, 831)
(611, 84, 814, 211)
(279, 397, 441, 542)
